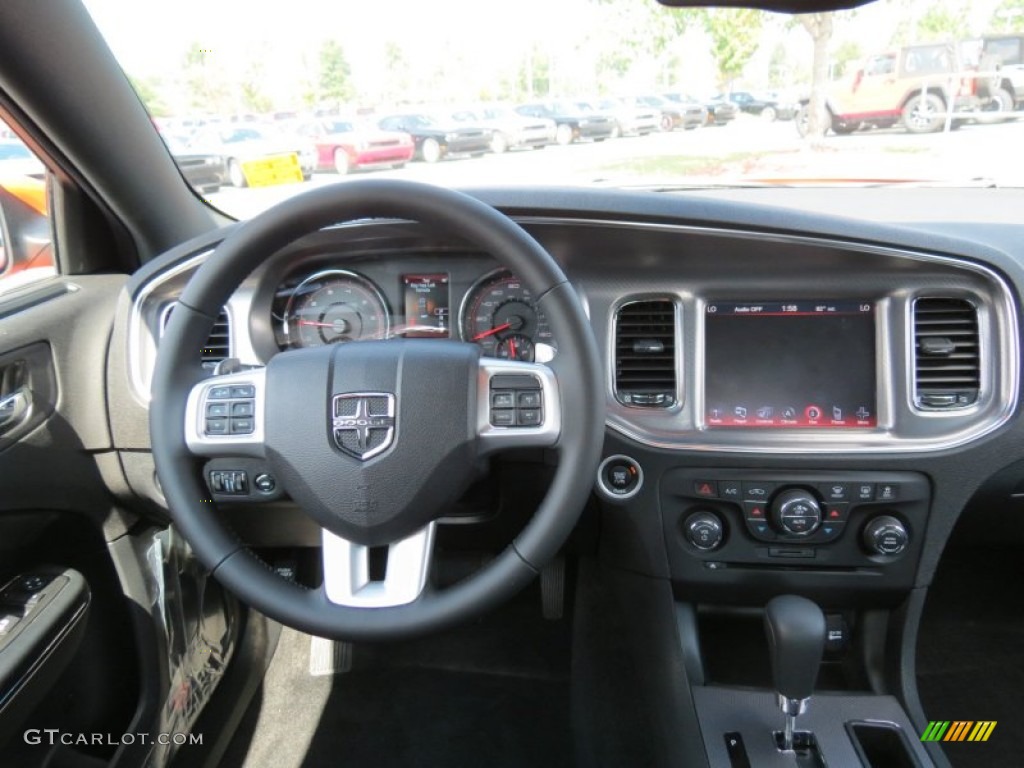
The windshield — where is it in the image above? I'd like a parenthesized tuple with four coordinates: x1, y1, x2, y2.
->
(84, 0, 1024, 218)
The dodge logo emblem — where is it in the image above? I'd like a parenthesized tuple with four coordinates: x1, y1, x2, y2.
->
(331, 393, 396, 460)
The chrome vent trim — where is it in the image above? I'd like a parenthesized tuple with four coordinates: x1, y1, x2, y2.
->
(913, 297, 980, 409)
(613, 298, 678, 408)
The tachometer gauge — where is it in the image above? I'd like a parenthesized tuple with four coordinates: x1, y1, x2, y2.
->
(283, 270, 390, 348)
(459, 270, 555, 361)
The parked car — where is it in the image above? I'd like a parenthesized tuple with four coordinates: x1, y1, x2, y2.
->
(190, 126, 315, 187)
(298, 119, 415, 174)
(721, 90, 798, 121)
(799, 43, 988, 136)
(376, 113, 491, 163)
(665, 93, 737, 126)
(451, 105, 556, 153)
(515, 102, 617, 145)
(161, 135, 225, 194)
(636, 94, 704, 131)
(591, 97, 660, 136)
(976, 34, 1024, 112)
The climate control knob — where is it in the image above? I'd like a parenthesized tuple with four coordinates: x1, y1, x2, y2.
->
(683, 511, 725, 551)
(771, 489, 822, 537)
(862, 515, 909, 556)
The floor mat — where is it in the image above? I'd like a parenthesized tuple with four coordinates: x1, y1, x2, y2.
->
(916, 544, 1024, 767)
(221, 587, 573, 768)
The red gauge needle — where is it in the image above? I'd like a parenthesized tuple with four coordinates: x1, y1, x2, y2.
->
(508, 337, 517, 358)
(472, 322, 511, 341)
(297, 320, 337, 328)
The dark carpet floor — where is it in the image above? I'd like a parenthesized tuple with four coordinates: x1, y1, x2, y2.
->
(220, 585, 573, 768)
(916, 543, 1024, 768)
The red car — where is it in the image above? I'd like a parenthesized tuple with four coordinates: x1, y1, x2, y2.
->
(300, 119, 415, 175)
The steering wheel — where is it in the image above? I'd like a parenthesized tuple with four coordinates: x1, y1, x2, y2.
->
(150, 180, 604, 640)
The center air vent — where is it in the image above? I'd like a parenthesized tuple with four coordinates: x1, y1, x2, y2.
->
(614, 299, 677, 407)
(913, 298, 979, 408)
(161, 303, 232, 371)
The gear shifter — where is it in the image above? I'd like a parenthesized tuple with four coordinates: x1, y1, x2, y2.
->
(763, 595, 826, 752)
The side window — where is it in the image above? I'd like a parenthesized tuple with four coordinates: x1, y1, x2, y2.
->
(866, 55, 895, 76)
(0, 117, 55, 296)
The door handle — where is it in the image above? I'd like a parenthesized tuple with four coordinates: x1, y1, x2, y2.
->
(0, 387, 30, 434)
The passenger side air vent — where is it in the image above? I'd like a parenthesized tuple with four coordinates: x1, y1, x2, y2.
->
(161, 303, 232, 371)
(614, 299, 677, 407)
(913, 298, 979, 408)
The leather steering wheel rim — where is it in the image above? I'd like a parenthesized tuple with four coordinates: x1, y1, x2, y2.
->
(149, 179, 604, 640)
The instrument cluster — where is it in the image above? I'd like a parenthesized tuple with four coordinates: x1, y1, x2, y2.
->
(270, 261, 556, 362)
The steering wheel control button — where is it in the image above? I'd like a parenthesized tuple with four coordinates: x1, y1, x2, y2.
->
(490, 409, 516, 427)
(230, 418, 255, 434)
(208, 386, 232, 400)
(517, 391, 542, 408)
(491, 391, 515, 408)
(205, 418, 229, 435)
(683, 511, 725, 551)
(596, 455, 644, 501)
(771, 489, 823, 537)
(230, 385, 256, 398)
(863, 515, 909, 556)
(517, 408, 542, 426)
(488, 375, 543, 429)
(206, 403, 229, 418)
(209, 470, 249, 495)
(231, 401, 254, 417)
(254, 473, 276, 493)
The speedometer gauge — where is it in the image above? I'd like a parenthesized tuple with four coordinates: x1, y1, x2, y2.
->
(283, 270, 390, 348)
(459, 270, 555, 361)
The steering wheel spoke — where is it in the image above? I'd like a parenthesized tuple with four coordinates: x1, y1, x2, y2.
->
(476, 358, 561, 455)
(184, 368, 267, 458)
(322, 523, 436, 607)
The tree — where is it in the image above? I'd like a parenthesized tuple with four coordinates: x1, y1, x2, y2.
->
(832, 40, 862, 79)
(181, 42, 231, 114)
(318, 41, 354, 107)
(128, 74, 170, 117)
(991, 0, 1024, 31)
(916, 5, 967, 43)
(701, 9, 765, 89)
(239, 48, 273, 114)
(799, 13, 835, 141)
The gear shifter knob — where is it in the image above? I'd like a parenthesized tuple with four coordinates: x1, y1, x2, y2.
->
(764, 595, 826, 700)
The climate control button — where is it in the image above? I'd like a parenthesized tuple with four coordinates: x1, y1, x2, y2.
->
(862, 515, 909, 555)
(771, 489, 823, 537)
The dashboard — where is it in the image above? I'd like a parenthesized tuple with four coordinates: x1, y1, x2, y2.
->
(112, 186, 1024, 608)
(127, 207, 1018, 456)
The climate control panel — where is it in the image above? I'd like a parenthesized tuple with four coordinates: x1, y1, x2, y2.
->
(661, 469, 929, 598)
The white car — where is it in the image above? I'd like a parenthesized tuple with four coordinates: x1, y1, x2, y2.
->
(190, 126, 316, 187)
(451, 105, 556, 153)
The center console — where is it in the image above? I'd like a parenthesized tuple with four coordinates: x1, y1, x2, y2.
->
(661, 469, 928, 603)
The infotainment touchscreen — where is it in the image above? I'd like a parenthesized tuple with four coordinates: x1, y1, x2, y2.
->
(704, 300, 876, 428)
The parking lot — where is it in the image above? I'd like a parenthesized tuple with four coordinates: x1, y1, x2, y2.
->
(210, 115, 1024, 219)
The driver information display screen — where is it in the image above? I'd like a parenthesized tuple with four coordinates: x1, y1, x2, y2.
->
(402, 274, 450, 336)
(704, 300, 877, 428)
